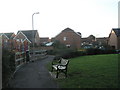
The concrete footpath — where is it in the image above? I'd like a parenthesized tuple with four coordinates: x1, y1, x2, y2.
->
(8, 55, 59, 88)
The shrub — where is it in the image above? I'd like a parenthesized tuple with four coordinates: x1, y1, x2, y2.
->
(2, 49, 15, 88)
(47, 41, 117, 59)
(59, 48, 117, 59)
(86, 48, 102, 55)
(47, 50, 56, 55)
(60, 50, 87, 59)
(86, 48, 117, 55)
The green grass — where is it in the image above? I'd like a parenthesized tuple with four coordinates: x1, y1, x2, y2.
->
(50, 54, 119, 88)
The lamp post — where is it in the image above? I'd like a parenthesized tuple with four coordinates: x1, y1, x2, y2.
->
(32, 12, 39, 30)
(32, 12, 39, 60)
(118, 1, 120, 28)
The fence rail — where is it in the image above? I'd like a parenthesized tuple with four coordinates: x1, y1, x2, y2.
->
(15, 52, 26, 70)
(14, 50, 47, 70)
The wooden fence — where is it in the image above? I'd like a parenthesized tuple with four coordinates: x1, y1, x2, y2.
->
(14, 50, 47, 71)
(15, 52, 26, 70)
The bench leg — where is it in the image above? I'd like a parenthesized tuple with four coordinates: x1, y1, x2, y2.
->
(64, 69, 67, 77)
(51, 67, 53, 72)
(56, 70, 59, 78)
(65, 72, 67, 77)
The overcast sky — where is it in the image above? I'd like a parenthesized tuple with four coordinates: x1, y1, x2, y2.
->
(0, 0, 119, 38)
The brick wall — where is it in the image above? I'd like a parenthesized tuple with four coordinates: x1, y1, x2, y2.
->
(54, 29, 81, 49)
(108, 30, 117, 49)
(15, 32, 26, 40)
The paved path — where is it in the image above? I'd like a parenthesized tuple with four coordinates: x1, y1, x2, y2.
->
(9, 55, 59, 88)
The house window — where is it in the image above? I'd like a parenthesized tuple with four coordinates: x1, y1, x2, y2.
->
(17, 39, 20, 42)
(112, 30, 114, 33)
(5, 40, 8, 43)
(63, 37, 67, 41)
(21, 39, 23, 42)
(99, 42, 102, 45)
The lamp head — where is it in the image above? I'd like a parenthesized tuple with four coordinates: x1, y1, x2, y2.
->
(35, 12, 39, 14)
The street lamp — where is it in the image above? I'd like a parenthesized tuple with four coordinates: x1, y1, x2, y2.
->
(32, 12, 39, 60)
(32, 12, 39, 30)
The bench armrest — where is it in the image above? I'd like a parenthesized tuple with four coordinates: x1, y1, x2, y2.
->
(52, 59, 61, 65)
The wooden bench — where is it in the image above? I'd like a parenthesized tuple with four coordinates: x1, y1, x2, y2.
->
(51, 58, 69, 78)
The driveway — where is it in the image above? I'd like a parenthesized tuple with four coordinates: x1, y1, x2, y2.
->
(9, 55, 59, 88)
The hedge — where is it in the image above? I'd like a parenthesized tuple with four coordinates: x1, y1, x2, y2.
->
(51, 48, 117, 59)
(2, 49, 15, 88)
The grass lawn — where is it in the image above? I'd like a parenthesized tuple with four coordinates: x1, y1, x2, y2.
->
(48, 54, 119, 88)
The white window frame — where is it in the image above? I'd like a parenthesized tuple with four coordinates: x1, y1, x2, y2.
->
(63, 37, 67, 41)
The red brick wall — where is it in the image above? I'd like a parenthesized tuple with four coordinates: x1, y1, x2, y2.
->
(40, 38, 49, 43)
(108, 31, 117, 49)
(54, 30, 81, 49)
(15, 32, 26, 40)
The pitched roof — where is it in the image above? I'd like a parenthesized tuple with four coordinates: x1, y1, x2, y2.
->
(54, 27, 81, 38)
(17, 30, 38, 42)
(81, 38, 89, 42)
(62, 27, 74, 32)
(96, 37, 108, 40)
(40, 37, 49, 43)
(4, 33, 14, 39)
(112, 28, 120, 37)
(0, 33, 14, 39)
(63, 27, 81, 37)
(77, 32, 81, 36)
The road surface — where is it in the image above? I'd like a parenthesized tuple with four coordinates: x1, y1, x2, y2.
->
(9, 55, 59, 88)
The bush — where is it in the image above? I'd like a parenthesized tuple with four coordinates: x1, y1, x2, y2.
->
(47, 41, 117, 59)
(60, 50, 87, 59)
(2, 49, 15, 88)
(57, 48, 117, 59)
(86, 48, 102, 55)
(47, 49, 57, 55)
(86, 48, 117, 55)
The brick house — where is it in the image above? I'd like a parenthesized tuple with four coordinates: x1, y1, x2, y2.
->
(108, 28, 120, 50)
(81, 35, 108, 49)
(96, 37, 108, 46)
(0, 33, 15, 50)
(81, 35, 95, 45)
(53, 27, 81, 49)
(40, 37, 50, 44)
(13, 30, 40, 52)
(39, 37, 54, 50)
(0, 33, 9, 48)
